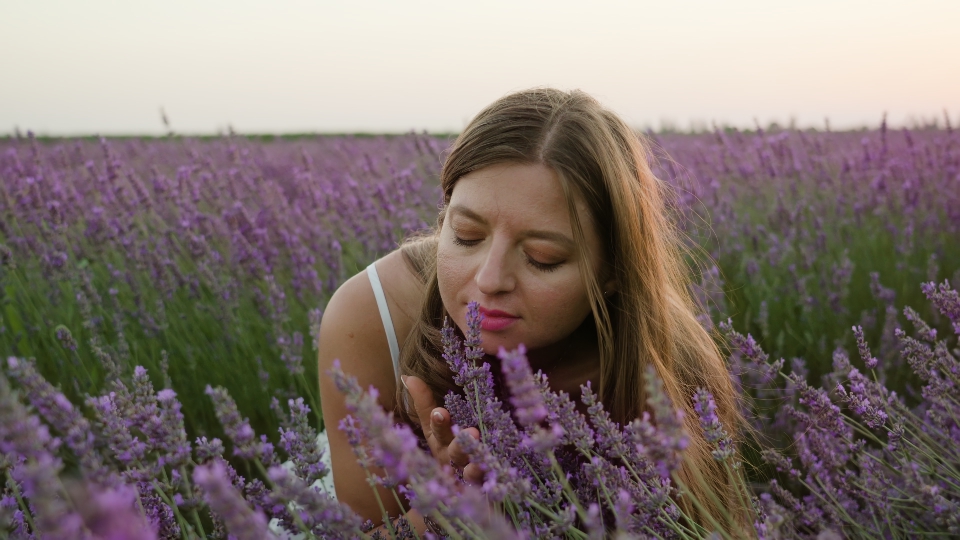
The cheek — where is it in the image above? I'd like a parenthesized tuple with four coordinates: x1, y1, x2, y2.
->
(436, 244, 466, 304)
(521, 274, 593, 337)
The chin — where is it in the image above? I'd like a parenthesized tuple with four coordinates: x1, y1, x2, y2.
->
(478, 334, 525, 355)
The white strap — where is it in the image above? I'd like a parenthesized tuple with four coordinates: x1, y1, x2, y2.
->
(366, 262, 401, 380)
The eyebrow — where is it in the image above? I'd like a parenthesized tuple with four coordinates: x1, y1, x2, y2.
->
(448, 204, 575, 249)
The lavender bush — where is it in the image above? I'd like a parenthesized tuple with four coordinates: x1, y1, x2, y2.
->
(0, 133, 445, 444)
(2, 287, 958, 537)
(1, 123, 959, 536)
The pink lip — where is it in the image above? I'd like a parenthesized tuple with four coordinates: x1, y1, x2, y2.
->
(478, 307, 519, 332)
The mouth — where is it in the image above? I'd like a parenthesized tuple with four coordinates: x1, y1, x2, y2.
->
(477, 306, 519, 332)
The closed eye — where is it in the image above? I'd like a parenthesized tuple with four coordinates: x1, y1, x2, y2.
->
(452, 235, 481, 247)
(453, 233, 563, 273)
(526, 257, 562, 273)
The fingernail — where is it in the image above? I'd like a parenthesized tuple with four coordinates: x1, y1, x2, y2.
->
(400, 375, 409, 389)
(432, 410, 443, 423)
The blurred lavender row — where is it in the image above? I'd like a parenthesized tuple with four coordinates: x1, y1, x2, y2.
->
(0, 133, 446, 453)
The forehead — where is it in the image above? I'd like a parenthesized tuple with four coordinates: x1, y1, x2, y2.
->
(449, 162, 577, 224)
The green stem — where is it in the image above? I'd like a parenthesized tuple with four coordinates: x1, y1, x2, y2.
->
(390, 488, 421, 540)
(151, 479, 198, 538)
(6, 475, 37, 534)
(178, 465, 208, 539)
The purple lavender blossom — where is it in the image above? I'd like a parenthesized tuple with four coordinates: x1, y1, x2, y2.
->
(53, 324, 78, 352)
(0, 370, 84, 539)
(922, 280, 960, 334)
(852, 325, 879, 369)
(5, 357, 108, 481)
(147, 388, 191, 468)
(266, 465, 363, 538)
(86, 392, 149, 470)
(76, 483, 159, 540)
(205, 385, 267, 461)
(692, 388, 735, 462)
(499, 343, 547, 427)
(329, 360, 519, 537)
(277, 397, 328, 485)
(193, 460, 274, 540)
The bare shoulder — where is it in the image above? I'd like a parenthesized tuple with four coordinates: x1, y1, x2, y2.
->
(317, 261, 396, 406)
(373, 248, 425, 342)
(317, 250, 423, 378)
(316, 250, 425, 518)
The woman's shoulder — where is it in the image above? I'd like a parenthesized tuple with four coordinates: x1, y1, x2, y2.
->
(318, 249, 423, 378)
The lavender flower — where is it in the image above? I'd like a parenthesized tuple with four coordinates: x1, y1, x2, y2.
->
(193, 460, 274, 540)
(5, 357, 108, 481)
(852, 325, 879, 369)
(499, 343, 547, 427)
(922, 280, 960, 334)
(693, 388, 735, 462)
(53, 324, 78, 352)
(205, 385, 266, 460)
(330, 360, 519, 537)
(266, 465, 363, 538)
(86, 392, 149, 470)
(278, 397, 327, 485)
(75, 483, 158, 540)
(0, 371, 84, 538)
(194, 436, 226, 463)
(146, 388, 191, 468)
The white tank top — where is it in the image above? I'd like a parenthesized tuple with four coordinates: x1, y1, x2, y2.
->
(366, 262, 401, 377)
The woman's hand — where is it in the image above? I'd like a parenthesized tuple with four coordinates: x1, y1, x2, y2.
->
(402, 375, 484, 485)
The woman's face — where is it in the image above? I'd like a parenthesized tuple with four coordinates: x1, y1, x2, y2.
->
(437, 162, 608, 355)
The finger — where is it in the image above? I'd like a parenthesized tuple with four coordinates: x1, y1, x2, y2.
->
(448, 427, 479, 468)
(463, 462, 485, 486)
(431, 407, 455, 448)
(402, 375, 438, 439)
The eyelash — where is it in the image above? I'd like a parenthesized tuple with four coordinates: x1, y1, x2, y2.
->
(452, 235, 562, 273)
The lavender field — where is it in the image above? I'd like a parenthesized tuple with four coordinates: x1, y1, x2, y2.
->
(1, 125, 958, 538)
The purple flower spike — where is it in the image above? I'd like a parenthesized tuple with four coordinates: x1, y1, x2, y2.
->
(278, 397, 328, 484)
(499, 344, 547, 427)
(693, 388, 735, 462)
(5, 356, 108, 481)
(852, 325, 879, 369)
(465, 301, 483, 350)
(921, 280, 960, 334)
(87, 392, 148, 470)
(78, 483, 158, 540)
(193, 460, 274, 540)
(54, 324, 78, 351)
(205, 385, 262, 460)
(267, 465, 364, 538)
(147, 387, 191, 468)
(0, 371, 85, 538)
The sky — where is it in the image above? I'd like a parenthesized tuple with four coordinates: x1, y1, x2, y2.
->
(2, 0, 958, 135)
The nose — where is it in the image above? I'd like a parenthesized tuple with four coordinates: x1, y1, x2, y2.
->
(475, 240, 516, 295)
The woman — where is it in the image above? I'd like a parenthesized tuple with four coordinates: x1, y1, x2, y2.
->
(317, 88, 745, 535)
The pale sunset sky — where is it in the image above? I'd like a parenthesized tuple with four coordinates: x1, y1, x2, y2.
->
(2, 0, 958, 135)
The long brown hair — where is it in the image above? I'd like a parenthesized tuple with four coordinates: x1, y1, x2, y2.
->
(397, 88, 750, 532)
